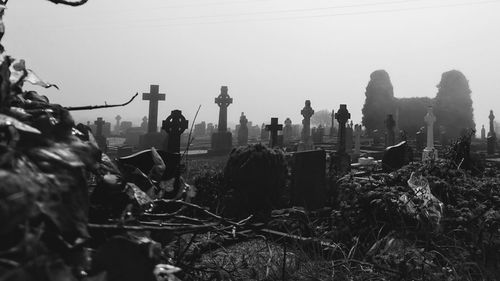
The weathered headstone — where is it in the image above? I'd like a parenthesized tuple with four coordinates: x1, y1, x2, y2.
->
(354, 124, 362, 155)
(481, 125, 486, 140)
(237, 112, 248, 146)
(211, 86, 233, 153)
(142, 84, 165, 133)
(114, 115, 121, 134)
(282, 118, 293, 144)
(422, 106, 438, 161)
(291, 150, 326, 210)
(265, 117, 283, 148)
(94, 117, 107, 151)
(331, 104, 351, 174)
(162, 110, 189, 153)
(385, 114, 396, 147)
(487, 110, 496, 155)
(301, 100, 314, 144)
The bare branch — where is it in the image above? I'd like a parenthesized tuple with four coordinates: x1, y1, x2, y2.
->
(45, 0, 88, 6)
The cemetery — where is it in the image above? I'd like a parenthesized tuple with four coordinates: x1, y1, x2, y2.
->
(2, 1, 500, 281)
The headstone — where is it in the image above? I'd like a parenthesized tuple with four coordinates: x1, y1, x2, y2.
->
(211, 86, 233, 153)
(260, 123, 269, 142)
(481, 125, 486, 140)
(265, 117, 283, 148)
(282, 118, 293, 144)
(422, 106, 438, 161)
(142, 84, 166, 133)
(385, 114, 396, 147)
(487, 110, 496, 155)
(162, 110, 189, 153)
(237, 112, 248, 146)
(301, 100, 314, 144)
(114, 115, 121, 134)
(354, 124, 362, 155)
(415, 127, 425, 151)
(330, 104, 351, 175)
(193, 121, 206, 137)
(291, 150, 326, 210)
(94, 117, 107, 151)
(140, 116, 148, 132)
(345, 123, 353, 153)
(330, 109, 335, 136)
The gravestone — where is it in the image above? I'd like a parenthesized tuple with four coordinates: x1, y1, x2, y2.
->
(487, 110, 496, 155)
(481, 125, 486, 140)
(140, 116, 148, 131)
(415, 127, 425, 151)
(291, 150, 326, 210)
(162, 110, 189, 153)
(142, 84, 165, 133)
(330, 109, 335, 136)
(382, 141, 413, 172)
(345, 123, 353, 153)
(354, 124, 362, 155)
(282, 118, 293, 144)
(265, 117, 283, 148)
(114, 115, 121, 134)
(301, 100, 314, 144)
(330, 104, 351, 175)
(385, 114, 396, 147)
(260, 123, 269, 142)
(211, 86, 233, 153)
(237, 112, 248, 146)
(422, 106, 438, 161)
(94, 117, 107, 152)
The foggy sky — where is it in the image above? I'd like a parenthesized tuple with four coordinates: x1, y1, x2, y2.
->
(4, 0, 500, 130)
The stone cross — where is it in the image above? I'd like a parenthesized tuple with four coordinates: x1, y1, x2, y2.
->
(335, 104, 351, 153)
(330, 109, 335, 136)
(301, 100, 314, 143)
(488, 110, 496, 155)
(215, 86, 233, 132)
(238, 112, 248, 146)
(354, 124, 362, 155)
(481, 125, 486, 140)
(422, 106, 438, 161)
(114, 115, 121, 134)
(283, 118, 292, 144)
(162, 110, 188, 153)
(266, 118, 283, 147)
(489, 110, 496, 137)
(142, 84, 166, 133)
(385, 114, 396, 147)
(94, 117, 105, 138)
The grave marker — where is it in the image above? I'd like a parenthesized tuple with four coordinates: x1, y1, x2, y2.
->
(283, 118, 293, 144)
(162, 110, 188, 153)
(142, 84, 165, 133)
(265, 117, 283, 148)
(481, 125, 486, 140)
(354, 124, 362, 155)
(301, 100, 314, 144)
(422, 106, 438, 161)
(331, 104, 351, 174)
(211, 86, 233, 153)
(487, 110, 496, 155)
(291, 150, 326, 210)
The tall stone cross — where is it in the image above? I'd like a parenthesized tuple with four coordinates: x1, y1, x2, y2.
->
(94, 117, 105, 138)
(266, 117, 283, 147)
(489, 110, 496, 138)
(162, 110, 188, 153)
(215, 86, 233, 132)
(301, 100, 314, 143)
(385, 114, 396, 146)
(422, 106, 438, 161)
(142, 84, 166, 133)
(481, 125, 486, 140)
(335, 104, 351, 153)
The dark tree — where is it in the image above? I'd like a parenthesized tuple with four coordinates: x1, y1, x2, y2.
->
(362, 70, 397, 136)
(397, 97, 433, 135)
(434, 70, 475, 139)
(311, 109, 332, 127)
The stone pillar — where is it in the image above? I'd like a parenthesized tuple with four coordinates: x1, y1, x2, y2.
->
(238, 112, 248, 146)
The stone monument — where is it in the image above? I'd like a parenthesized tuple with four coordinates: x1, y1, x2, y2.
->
(162, 110, 188, 153)
(330, 104, 351, 174)
(265, 117, 283, 148)
(142, 84, 165, 133)
(481, 125, 486, 140)
(301, 100, 314, 144)
(487, 110, 496, 155)
(283, 118, 293, 144)
(385, 114, 396, 147)
(422, 106, 438, 161)
(211, 86, 233, 153)
(237, 112, 248, 146)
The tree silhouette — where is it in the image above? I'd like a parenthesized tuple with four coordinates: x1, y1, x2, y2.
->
(311, 109, 333, 127)
(397, 97, 433, 135)
(361, 70, 397, 136)
(434, 70, 475, 139)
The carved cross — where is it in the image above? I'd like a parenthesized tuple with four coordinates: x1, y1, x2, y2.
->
(266, 117, 283, 147)
(162, 110, 188, 153)
(142, 84, 165, 133)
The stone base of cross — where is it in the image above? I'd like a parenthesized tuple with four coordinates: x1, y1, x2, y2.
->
(422, 147, 438, 162)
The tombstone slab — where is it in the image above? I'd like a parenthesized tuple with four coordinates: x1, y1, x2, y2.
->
(487, 110, 496, 155)
(291, 150, 326, 210)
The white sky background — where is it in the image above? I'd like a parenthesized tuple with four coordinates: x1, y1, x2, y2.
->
(4, 0, 500, 130)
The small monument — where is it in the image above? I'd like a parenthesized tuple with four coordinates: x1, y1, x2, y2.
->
(422, 106, 438, 161)
(301, 100, 314, 144)
(114, 115, 121, 134)
(238, 112, 248, 146)
(162, 110, 188, 153)
(345, 122, 353, 153)
(385, 114, 396, 147)
(282, 118, 293, 144)
(265, 117, 283, 148)
(481, 125, 486, 140)
(211, 86, 233, 153)
(260, 123, 269, 142)
(487, 110, 496, 155)
(140, 116, 148, 132)
(142, 84, 166, 133)
(330, 104, 351, 175)
(94, 117, 107, 152)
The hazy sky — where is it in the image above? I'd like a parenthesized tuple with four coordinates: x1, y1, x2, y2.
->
(4, 0, 500, 130)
